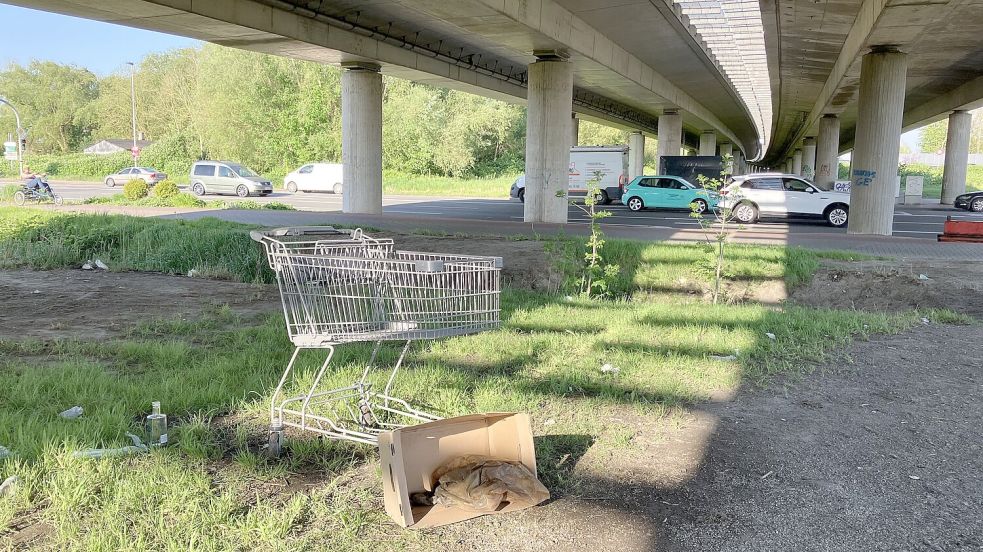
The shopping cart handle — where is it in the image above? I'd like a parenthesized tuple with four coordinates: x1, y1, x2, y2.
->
(249, 226, 351, 242)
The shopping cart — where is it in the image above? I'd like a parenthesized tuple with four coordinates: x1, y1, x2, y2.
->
(251, 226, 502, 453)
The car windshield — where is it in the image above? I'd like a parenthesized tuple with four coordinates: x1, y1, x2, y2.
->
(227, 163, 258, 177)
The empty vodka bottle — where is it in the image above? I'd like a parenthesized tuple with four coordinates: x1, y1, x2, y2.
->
(146, 401, 168, 445)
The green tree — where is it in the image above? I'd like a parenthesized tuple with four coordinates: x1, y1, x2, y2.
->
(919, 119, 948, 153)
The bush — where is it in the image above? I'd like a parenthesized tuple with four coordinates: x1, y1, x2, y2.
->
(153, 179, 180, 198)
(123, 179, 149, 200)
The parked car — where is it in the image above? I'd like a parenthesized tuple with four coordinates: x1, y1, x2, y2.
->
(189, 161, 273, 197)
(621, 175, 719, 214)
(718, 173, 850, 227)
(283, 163, 343, 194)
(953, 190, 983, 212)
(105, 167, 167, 187)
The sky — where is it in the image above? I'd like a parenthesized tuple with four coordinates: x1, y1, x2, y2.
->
(0, 3, 199, 76)
(0, 2, 922, 149)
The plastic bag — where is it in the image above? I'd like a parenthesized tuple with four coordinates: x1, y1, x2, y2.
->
(431, 455, 550, 513)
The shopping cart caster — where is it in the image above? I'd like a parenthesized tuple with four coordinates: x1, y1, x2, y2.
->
(268, 423, 285, 458)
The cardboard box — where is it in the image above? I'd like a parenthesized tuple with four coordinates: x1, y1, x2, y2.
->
(378, 412, 544, 529)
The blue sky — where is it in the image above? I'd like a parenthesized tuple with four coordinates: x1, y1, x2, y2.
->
(0, 3, 199, 76)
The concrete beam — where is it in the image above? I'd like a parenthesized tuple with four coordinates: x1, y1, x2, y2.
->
(524, 59, 573, 224)
(656, 111, 683, 173)
(816, 115, 840, 190)
(628, 132, 645, 180)
(941, 110, 972, 204)
(699, 132, 717, 156)
(801, 138, 817, 181)
(341, 66, 383, 214)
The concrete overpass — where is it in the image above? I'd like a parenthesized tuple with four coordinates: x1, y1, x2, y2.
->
(4, 0, 983, 234)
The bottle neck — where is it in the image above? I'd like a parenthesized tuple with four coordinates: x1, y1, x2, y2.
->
(152, 402, 161, 416)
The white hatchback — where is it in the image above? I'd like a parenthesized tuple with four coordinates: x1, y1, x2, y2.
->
(283, 163, 343, 194)
(718, 173, 851, 227)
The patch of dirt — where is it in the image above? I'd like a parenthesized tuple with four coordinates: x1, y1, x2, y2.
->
(0, 269, 279, 341)
(427, 324, 983, 551)
(386, 234, 563, 293)
(790, 259, 983, 317)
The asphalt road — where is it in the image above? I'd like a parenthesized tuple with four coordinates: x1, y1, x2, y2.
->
(16, 179, 983, 240)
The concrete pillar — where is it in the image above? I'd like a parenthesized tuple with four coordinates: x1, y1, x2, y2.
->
(847, 48, 907, 236)
(341, 65, 383, 214)
(656, 110, 682, 173)
(699, 132, 716, 156)
(571, 113, 579, 147)
(792, 149, 802, 175)
(815, 115, 840, 190)
(801, 137, 817, 180)
(786, 158, 793, 173)
(524, 58, 573, 223)
(628, 131, 645, 179)
(719, 142, 733, 174)
(941, 110, 972, 204)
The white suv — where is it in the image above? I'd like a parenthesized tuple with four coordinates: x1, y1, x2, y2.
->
(718, 173, 850, 227)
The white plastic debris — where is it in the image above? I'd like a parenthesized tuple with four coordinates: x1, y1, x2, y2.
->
(32, 289, 40, 294)
(564, 295, 574, 301)
(94, 259, 109, 270)
(81, 261, 94, 270)
(600, 363, 620, 375)
(0, 445, 11, 460)
(73, 433, 149, 459)
(917, 274, 929, 280)
(0, 475, 18, 497)
(765, 332, 776, 340)
(710, 354, 738, 361)
(920, 317, 930, 325)
(543, 418, 556, 426)
(59, 406, 84, 419)
(187, 269, 200, 278)
(909, 475, 921, 480)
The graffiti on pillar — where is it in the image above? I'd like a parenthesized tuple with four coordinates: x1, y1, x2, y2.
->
(852, 169, 876, 187)
(817, 163, 830, 178)
(803, 165, 814, 179)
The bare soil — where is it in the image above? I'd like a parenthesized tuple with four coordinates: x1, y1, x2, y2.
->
(791, 259, 983, 318)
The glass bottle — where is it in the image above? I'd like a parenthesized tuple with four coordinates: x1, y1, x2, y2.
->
(146, 401, 168, 446)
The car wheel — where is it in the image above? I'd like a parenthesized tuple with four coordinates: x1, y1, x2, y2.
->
(598, 190, 611, 205)
(691, 199, 708, 215)
(13, 191, 26, 206)
(333, 182, 343, 195)
(518, 189, 525, 203)
(732, 202, 758, 224)
(971, 197, 983, 212)
(825, 204, 849, 227)
(286, 181, 297, 193)
(236, 184, 250, 198)
(105, 178, 115, 188)
(53, 194, 63, 206)
(191, 182, 205, 196)
(627, 197, 644, 212)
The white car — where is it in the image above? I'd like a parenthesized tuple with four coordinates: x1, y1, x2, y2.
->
(718, 173, 850, 227)
(283, 163, 343, 194)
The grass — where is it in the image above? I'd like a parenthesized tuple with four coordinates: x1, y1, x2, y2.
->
(80, 193, 296, 211)
(0, 208, 947, 549)
(383, 170, 516, 197)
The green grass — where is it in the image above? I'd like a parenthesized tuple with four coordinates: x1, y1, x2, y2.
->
(0, 209, 947, 549)
(383, 170, 516, 197)
(0, 184, 19, 201)
(80, 193, 296, 211)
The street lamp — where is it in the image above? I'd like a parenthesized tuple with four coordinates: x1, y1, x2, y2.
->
(0, 96, 25, 177)
(127, 62, 137, 154)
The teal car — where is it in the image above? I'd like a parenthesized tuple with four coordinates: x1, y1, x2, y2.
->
(622, 175, 719, 214)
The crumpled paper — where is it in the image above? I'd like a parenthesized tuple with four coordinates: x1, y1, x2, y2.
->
(431, 455, 550, 513)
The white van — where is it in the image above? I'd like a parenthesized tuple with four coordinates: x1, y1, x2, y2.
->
(509, 146, 628, 204)
(283, 163, 343, 194)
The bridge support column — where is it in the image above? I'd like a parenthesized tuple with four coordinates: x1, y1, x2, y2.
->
(719, 142, 733, 174)
(848, 48, 907, 236)
(941, 110, 972, 204)
(571, 113, 579, 147)
(786, 158, 793, 173)
(816, 115, 840, 190)
(656, 110, 682, 173)
(699, 132, 716, 156)
(628, 131, 645, 180)
(341, 64, 383, 214)
(802, 137, 816, 180)
(792, 149, 802, 175)
(524, 58, 573, 223)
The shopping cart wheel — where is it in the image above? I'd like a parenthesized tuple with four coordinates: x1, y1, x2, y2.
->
(268, 424, 285, 458)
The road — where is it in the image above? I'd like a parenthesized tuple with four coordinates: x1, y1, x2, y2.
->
(27, 178, 983, 241)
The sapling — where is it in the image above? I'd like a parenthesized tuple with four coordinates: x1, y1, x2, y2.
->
(691, 154, 741, 304)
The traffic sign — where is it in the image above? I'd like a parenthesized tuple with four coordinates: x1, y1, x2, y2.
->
(3, 141, 17, 161)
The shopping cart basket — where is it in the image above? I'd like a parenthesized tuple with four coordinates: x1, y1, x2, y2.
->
(251, 226, 502, 453)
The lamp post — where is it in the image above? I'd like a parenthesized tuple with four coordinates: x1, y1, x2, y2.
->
(0, 96, 24, 177)
(127, 62, 137, 156)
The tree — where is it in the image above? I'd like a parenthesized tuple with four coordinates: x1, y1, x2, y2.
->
(919, 119, 948, 153)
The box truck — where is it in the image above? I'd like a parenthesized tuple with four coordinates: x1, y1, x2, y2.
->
(510, 146, 629, 204)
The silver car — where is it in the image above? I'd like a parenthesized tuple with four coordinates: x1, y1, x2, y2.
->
(189, 161, 273, 197)
(105, 167, 167, 187)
